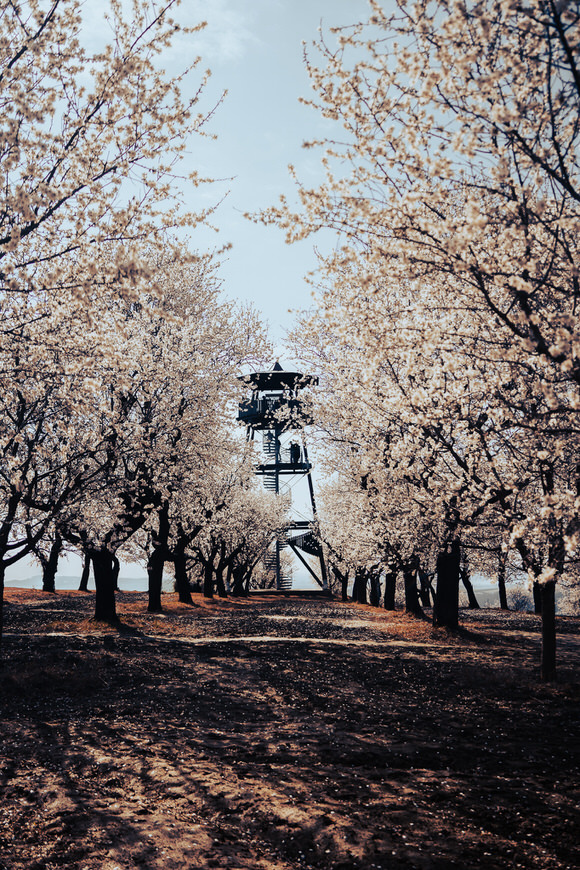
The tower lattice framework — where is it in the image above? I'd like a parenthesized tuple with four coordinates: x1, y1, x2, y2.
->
(237, 362, 328, 593)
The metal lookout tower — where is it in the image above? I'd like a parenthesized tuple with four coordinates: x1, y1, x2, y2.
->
(237, 362, 329, 594)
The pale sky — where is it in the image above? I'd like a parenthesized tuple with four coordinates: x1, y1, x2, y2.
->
(173, 0, 373, 353)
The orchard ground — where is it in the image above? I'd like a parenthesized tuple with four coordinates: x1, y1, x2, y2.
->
(0, 591, 579, 870)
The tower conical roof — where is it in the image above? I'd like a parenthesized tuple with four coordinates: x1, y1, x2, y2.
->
(239, 362, 318, 391)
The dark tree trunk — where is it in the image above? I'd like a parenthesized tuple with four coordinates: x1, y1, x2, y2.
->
(215, 544, 228, 598)
(433, 540, 460, 630)
(147, 547, 164, 613)
(533, 581, 542, 614)
(404, 562, 423, 617)
(0, 561, 5, 650)
(369, 569, 381, 607)
(541, 531, 565, 681)
(231, 566, 244, 597)
(515, 537, 543, 615)
(460, 565, 480, 609)
(34, 547, 48, 581)
(540, 581, 556, 680)
(42, 531, 62, 593)
(383, 570, 397, 610)
(79, 550, 91, 592)
(215, 565, 228, 598)
(33, 540, 54, 591)
(174, 547, 193, 604)
(331, 565, 349, 601)
(111, 553, 120, 592)
(231, 566, 246, 597)
(352, 567, 367, 604)
(418, 569, 431, 608)
(148, 502, 170, 613)
(203, 556, 215, 599)
(233, 551, 263, 597)
(92, 549, 118, 622)
(497, 549, 508, 610)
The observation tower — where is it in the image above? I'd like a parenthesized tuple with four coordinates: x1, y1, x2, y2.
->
(238, 362, 329, 593)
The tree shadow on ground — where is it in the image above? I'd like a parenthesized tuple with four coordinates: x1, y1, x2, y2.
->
(0, 596, 579, 869)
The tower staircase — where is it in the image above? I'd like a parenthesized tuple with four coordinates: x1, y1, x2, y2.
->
(263, 535, 293, 590)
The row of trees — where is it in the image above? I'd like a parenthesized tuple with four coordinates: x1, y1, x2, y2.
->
(268, 0, 580, 679)
(33, 432, 289, 612)
(10, 251, 284, 620)
(5, 0, 579, 684)
(0, 1, 284, 637)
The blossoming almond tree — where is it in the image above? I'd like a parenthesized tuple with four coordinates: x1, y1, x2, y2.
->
(188, 463, 290, 599)
(0, 0, 218, 307)
(0, 286, 131, 639)
(293, 242, 577, 674)
(58, 251, 270, 621)
(135, 257, 270, 612)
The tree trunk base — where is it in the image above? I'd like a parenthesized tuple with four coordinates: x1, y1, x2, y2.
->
(540, 581, 556, 681)
(433, 541, 460, 630)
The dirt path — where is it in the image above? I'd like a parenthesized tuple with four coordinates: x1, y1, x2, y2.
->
(0, 592, 579, 869)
